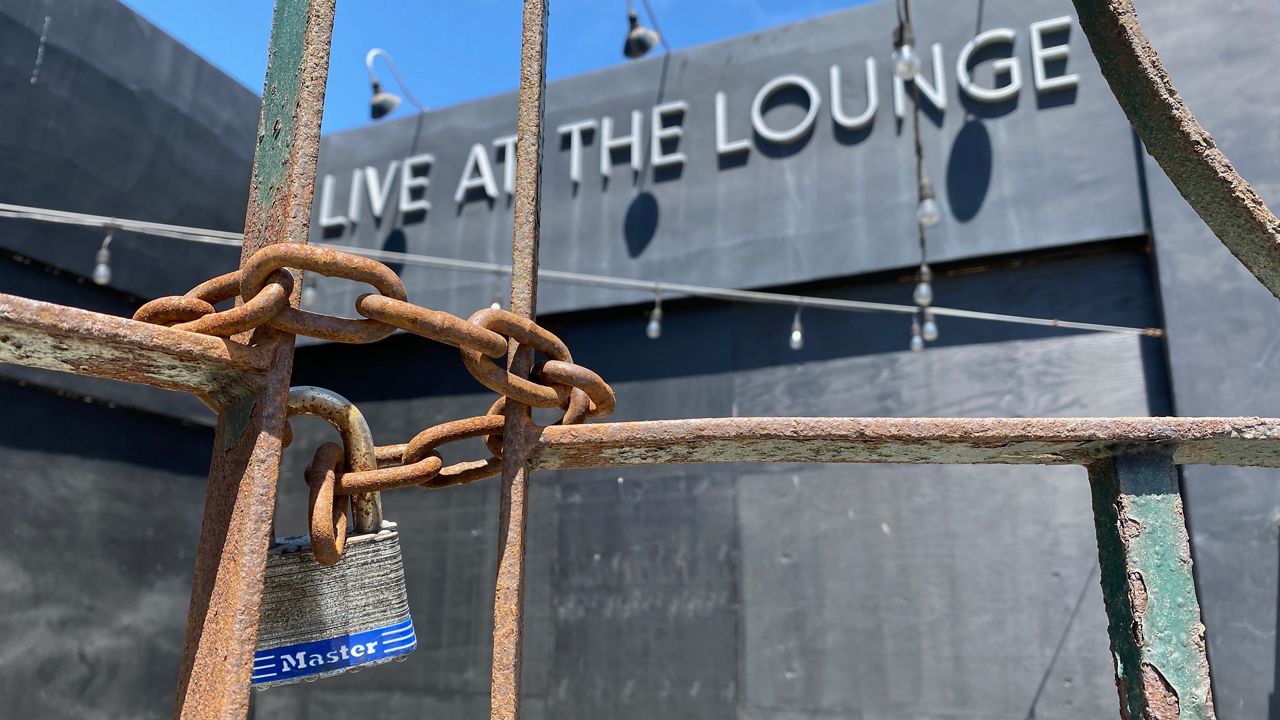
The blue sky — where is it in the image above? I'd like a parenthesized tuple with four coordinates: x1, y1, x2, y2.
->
(120, 0, 873, 134)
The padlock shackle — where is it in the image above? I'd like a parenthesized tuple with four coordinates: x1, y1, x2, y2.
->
(287, 386, 383, 534)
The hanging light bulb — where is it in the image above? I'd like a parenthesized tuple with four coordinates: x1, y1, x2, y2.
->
(645, 287, 663, 339)
(789, 306, 804, 351)
(913, 264, 933, 307)
(892, 22, 921, 81)
(910, 313, 925, 352)
(922, 307, 939, 342)
(917, 177, 941, 227)
(92, 231, 113, 286)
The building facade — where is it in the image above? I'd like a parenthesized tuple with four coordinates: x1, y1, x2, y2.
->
(2, 0, 1280, 718)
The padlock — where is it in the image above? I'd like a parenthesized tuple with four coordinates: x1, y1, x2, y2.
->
(251, 387, 416, 689)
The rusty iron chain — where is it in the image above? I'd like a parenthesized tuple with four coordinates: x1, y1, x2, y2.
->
(138, 243, 615, 563)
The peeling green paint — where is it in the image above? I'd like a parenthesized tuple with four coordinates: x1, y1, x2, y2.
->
(1089, 450, 1214, 719)
(217, 392, 259, 454)
(251, 0, 310, 233)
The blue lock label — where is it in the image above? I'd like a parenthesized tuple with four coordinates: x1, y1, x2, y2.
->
(252, 616, 416, 686)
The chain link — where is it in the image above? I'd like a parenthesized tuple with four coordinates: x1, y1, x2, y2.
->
(139, 243, 616, 563)
(304, 442, 349, 566)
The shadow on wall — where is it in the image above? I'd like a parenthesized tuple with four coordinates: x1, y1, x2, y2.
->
(382, 228, 407, 276)
(624, 192, 659, 257)
(947, 118, 993, 222)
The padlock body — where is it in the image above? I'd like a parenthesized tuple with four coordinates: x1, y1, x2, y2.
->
(253, 521, 415, 688)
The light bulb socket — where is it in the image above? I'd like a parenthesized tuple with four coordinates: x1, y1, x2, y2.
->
(918, 178, 934, 203)
(893, 22, 914, 50)
(918, 264, 932, 283)
(94, 246, 110, 265)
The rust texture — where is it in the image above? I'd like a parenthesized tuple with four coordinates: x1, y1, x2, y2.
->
(175, 272, 293, 337)
(1072, 0, 1280, 299)
(1088, 450, 1215, 719)
(533, 360, 615, 418)
(532, 416, 1280, 470)
(462, 308, 573, 408)
(171, 0, 333, 717)
(492, 2, 548, 718)
(304, 441, 350, 566)
(0, 293, 267, 407)
(132, 296, 218, 326)
(241, 243, 407, 343)
(356, 294, 509, 357)
(286, 386, 383, 537)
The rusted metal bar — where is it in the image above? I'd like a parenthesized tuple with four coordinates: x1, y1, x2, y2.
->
(0, 293, 268, 407)
(532, 417, 1280, 469)
(172, 0, 333, 718)
(1088, 450, 1215, 719)
(1071, 0, 1280, 300)
(492, 1, 548, 718)
(286, 386, 383, 536)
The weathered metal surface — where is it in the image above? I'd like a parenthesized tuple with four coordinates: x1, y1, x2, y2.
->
(286, 386, 382, 539)
(356, 294, 509, 357)
(492, 1, 549, 718)
(0, 293, 267, 406)
(1088, 450, 1215, 719)
(133, 296, 220, 326)
(254, 523, 414, 688)
(241, 243, 407, 343)
(533, 360, 616, 419)
(1072, 0, 1280, 300)
(176, 272, 294, 337)
(401, 412, 501, 479)
(532, 417, 1280, 470)
(461, 308, 573, 408)
(304, 441, 350, 565)
(172, 0, 333, 718)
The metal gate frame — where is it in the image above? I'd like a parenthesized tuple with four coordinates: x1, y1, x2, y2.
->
(0, 1, 1276, 719)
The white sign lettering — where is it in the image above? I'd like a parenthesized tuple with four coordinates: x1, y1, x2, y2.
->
(317, 16, 1079, 225)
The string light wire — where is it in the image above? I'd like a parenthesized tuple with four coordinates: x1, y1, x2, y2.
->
(0, 201, 1162, 338)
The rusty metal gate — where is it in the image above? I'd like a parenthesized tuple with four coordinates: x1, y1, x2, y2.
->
(1, 1, 1277, 719)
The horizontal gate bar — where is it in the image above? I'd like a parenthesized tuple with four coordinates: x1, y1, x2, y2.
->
(533, 417, 1280, 469)
(0, 293, 268, 405)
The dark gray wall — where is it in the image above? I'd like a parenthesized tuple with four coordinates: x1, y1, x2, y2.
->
(0, 380, 212, 720)
(0, 0, 255, 420)
(0, 0, 254, 300)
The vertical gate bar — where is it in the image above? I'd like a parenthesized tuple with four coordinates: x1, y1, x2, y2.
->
(492, 1, 548, 719)
(172, 1, 334, 718)
(1087, 450, 1216, 720)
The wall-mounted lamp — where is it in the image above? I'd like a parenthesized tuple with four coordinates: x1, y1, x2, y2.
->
(365, 48, 428, 121)
(623, 0, 662, 59)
